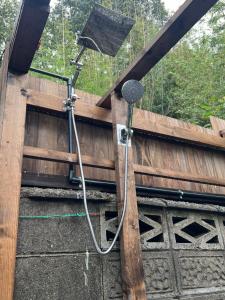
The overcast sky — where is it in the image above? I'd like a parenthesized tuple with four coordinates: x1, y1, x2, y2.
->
(162, 0, 185, 12)
(51, 0, 186, 13)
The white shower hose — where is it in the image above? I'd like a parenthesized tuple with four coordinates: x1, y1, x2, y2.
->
(71, 106, 129, 255)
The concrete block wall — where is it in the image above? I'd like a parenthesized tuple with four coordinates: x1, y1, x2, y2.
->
(14, 188, 225, 300)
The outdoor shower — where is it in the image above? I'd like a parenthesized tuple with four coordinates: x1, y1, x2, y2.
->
(65, 4, 144, 254)
(65, 3, 134, 181)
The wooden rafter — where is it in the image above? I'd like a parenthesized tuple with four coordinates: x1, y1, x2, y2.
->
(8, 0, 51, 74)
(97, 0, 219, 108)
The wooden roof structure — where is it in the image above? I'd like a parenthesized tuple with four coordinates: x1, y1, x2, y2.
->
(97, 0, 219, 108)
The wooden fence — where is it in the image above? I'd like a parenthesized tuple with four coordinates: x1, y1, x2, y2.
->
(22, 75, 225, 195)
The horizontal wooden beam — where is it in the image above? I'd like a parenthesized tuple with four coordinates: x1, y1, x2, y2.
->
(9, 0, 50, 74)
(25, 89, 112, 123)
(132, 110, 225, 150)
(135, 164, 225, 187)
(23, 146, 225, 187)
(97, 0, 219, 108)
(23, 146, 115, 170)
(25, 89, 225, 151)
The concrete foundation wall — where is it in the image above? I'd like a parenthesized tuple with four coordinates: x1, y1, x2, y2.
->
(15, 188, 225, 300)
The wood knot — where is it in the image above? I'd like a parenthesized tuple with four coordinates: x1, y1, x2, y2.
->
(21, 88, 28, 97)
(219, 129, 225, 138)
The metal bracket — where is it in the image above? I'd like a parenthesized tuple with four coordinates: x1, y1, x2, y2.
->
(62, 94, 80, 112)
(116, 124, 132, 146)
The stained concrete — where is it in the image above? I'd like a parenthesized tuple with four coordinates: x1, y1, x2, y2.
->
(15, 254, 102, 300)
(17, 197, 100, 254)
(15, 187, 225, 300)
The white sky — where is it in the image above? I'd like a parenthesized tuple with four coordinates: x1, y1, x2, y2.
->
(51, 0, 186, 13)
(162, 0, 186, 12)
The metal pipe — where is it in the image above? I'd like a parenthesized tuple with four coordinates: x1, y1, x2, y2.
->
(67, 48, 86, 182)
(71, 65, 82, 88)
(29, 67, 76, 180)
(70, 176, 225, 205)
(73, 46, 86, 65)
(30, 57, 85, 184)
(67, 79, 74, 179)
(30, 67, 69, 82)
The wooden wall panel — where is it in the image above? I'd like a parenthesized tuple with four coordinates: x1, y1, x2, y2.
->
(22, 75, 225, 194)
(132, 134, 225, 194)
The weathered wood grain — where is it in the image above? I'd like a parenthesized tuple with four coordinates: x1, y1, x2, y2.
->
(0, 46, 10, 141)
(25, 88, 225, 151)
(111, 94, 146, 299)
(0, 78, 27, 300)
(9, 0, 50, 74)
(210, 116, 225, 137)
(21, 76, 225, 195)
(23, 145, 225, 187)
(23, 145, 115, 170)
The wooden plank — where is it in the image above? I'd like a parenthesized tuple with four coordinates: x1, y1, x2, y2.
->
(75, 118, 115, 182)
(25, 77, 217, 137)
(132, 133, 225, 195)
(134, 164, 225, 187)
(98, 0, 219, 108)
(25, 89, 225, 151)
(132, 109, 225, 150)
(210, 116, 225, 137)
(22, 82, 225, 195)
(0, 45, 10, 142)
(23, 146, 115, 170)
(26, 74, 101, 104)
(111, 94, 146, 299)
(0, 78, 27, 300)
(9, 0, 50, 74)
(23, 146, 225, 187)
(25, 89, 112, 123)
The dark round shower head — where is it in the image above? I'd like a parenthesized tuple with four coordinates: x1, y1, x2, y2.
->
(121, 80, 144, 104)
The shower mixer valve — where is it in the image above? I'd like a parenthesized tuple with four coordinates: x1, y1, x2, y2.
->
(116, 124, 132, 146)
(120, 127, 133, 144)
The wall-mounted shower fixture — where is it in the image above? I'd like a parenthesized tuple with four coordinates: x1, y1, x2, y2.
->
(77, 4, 134, 57)
(65, 5, 141, 255)
(119, 79, 144, 145)
(71, 79, 144, 255)
(66, 4, 135, 183)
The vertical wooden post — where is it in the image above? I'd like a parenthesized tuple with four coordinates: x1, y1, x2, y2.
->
(0, 46, 10, 139)
(111, 93, 146, 300)
(0, 54, 27, 299)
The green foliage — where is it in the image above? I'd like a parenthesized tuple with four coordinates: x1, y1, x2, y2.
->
(0, 0, 18, 55)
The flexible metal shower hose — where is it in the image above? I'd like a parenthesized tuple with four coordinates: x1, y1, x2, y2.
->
(71, 107, 129, 255)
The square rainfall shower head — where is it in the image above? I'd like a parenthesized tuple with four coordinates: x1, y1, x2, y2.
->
(77, 4, 134, 57)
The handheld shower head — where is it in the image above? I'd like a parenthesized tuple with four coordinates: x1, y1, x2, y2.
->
(121, 80, 144, 104)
